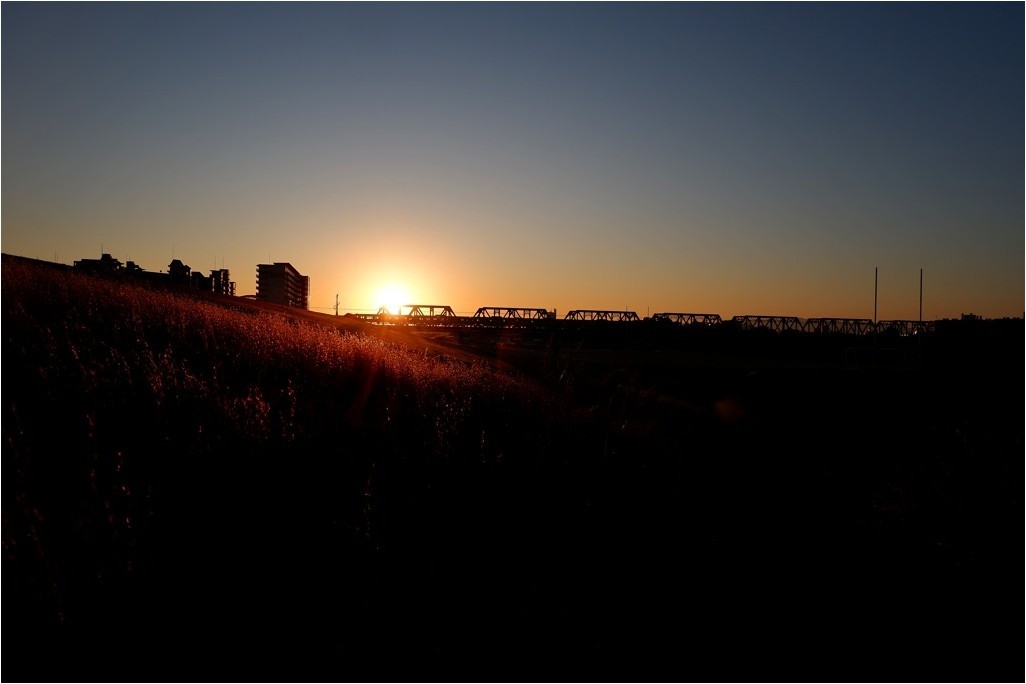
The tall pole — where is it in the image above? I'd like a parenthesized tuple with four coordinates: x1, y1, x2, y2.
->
(335, 292, 339, 316)
(874, 267, 878, 323)
(919, 268, 923, 322)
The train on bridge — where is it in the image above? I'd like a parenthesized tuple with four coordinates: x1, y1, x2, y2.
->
(348, 305, 934, 336)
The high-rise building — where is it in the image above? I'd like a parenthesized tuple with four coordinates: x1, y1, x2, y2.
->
(210, 269, 236, 296)
(256, 262, 309, 309)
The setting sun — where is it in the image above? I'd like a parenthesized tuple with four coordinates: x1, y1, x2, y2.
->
(375, 283, 410, 314)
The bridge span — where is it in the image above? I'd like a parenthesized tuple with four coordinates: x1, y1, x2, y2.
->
(346, 305, 936, 336)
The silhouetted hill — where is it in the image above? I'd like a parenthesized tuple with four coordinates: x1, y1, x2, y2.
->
(3, 256, 1020, 680)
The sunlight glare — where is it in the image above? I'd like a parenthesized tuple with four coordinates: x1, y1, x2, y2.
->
(375, 283, 410, 314)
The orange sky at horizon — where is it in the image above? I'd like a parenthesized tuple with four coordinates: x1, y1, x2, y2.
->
(3, 5, 1022, 322)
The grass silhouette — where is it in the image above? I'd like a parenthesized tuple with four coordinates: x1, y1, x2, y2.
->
(3, 257, 1019, 679)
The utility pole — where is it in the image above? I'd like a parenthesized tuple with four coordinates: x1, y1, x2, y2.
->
(919, 268, 923, 322)
(874, 267, 878, 323)
(335, 292, 340, 316)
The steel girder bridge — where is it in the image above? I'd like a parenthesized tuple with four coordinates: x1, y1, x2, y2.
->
(473, 307, 554, 320)
(652, 312, 723, 325)
(564, 309, 640, 322)
(804, 318, 877, 336)
(732, 315, 806, 333)
(876, 320, 935, 336)
(351, 304, 457, 325)
(731, 316, 933, 336)
(347, 305, 935, 336)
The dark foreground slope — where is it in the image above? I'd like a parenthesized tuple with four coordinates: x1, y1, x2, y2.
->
(3, 258, 1021, 679)
(3, 260, 552, 675)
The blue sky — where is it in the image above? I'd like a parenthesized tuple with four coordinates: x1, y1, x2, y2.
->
(3, 3, 1022, 318)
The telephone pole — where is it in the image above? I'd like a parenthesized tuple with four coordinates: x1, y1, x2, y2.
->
(335, 292, 340, 317)
(919, 268, 923, 322)
(874, 267, 878, 323)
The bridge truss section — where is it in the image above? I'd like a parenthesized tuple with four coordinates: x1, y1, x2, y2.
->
(565, 309, 640, 322)
(402, 304, 457, 318)
(473, 307, 554, 320)
(876, 319, 935, 336)
(652, 312, 723, 326)
(805, 318, 876, 336)
(732, 315, 806, 333)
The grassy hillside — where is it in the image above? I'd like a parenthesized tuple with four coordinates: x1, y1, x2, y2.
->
(3, 257, 1020, 678)
(3, 260, 567, 669)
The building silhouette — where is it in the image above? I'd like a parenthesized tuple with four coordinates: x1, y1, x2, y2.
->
(211, 268, 235, 296)
(256, 262, 309, 309)
(191, 270, 212, 291)
(73, 253, 123, 272)
(70, 252, 235, 297)
(168, 259, 191, 285)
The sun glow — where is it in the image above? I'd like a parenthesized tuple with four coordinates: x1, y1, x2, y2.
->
(375, 283, 410, 314)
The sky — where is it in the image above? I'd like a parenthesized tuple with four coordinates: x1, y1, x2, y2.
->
(3, 3, 1023, 319)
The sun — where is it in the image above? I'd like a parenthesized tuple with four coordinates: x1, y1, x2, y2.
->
(375, 283, 410, 314)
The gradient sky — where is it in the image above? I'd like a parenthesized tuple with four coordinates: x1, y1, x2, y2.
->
(3, 3, 1023, 319)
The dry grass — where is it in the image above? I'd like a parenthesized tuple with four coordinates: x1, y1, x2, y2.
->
(2, 257, 1019, 678)
(2, 259, 560, 643)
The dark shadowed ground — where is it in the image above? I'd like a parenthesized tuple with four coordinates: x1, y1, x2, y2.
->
(3, 257, 1021, 680)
